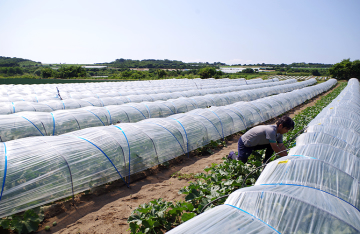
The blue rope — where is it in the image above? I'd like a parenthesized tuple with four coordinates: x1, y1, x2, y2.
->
(144, 104, 151, 118)
(113, 126, 131, 184)
(0, 143, 7, 201)
(96, 95, 105, 107)
(84, 100, 94, 106)
(147, 122, 186, 155)
(249, 103, 265, 122)
(44, 103, 55, 111)
(61, 100, 66, 110)
(76, 136, 129, 187)
(189, 114, 222, 139)
(15, 114, 44, 136)
(51, 113, 55, 135)
(290, 154, 317, 159)
(231, 107, 248, 128)
(11, 102, 15, 113)
(169, 118, 189, 157)
(127, 105, 147, 119)
(225, 204, 281, 234)
(85, 110, 105, 126)
(224, 108, 247, 131)
(104, 107, 112, 124)
(160, 103, 175, 115)
(209, 111, 225, 140)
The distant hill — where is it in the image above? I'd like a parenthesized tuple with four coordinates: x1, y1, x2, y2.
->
(0, 56, 41, 67)
(101, 58, 226, 69)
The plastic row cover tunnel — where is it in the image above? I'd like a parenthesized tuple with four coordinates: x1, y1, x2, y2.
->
(0, 78, 277, 102)
(0, 79, 336, 218)
(169, 78, 360, 233)
(0, 79, 294, 114)
(0, 79, 317, 142)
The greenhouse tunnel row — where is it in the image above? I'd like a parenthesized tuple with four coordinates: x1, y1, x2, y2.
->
(0, 79, 316, 142)
(0, 79, 291, 114)
(0, 79, 336, 218)
(169, 78, 360, 234)
(0, 78, 275, 103)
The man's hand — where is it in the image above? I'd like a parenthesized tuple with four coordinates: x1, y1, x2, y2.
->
(270, 143, 288, 157)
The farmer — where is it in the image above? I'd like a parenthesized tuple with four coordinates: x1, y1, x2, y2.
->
(228, 116, 294, 164)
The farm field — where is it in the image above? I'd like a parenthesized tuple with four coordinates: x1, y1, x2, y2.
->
(33, 81, 345, 234)
(0, 77, 354, 234)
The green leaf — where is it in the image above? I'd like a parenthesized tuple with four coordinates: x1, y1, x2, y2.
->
(0, 219, 11, 229)
(129, 222, 139, 233)
(181, 213, 196, 222)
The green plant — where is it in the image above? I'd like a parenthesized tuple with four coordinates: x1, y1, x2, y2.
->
(0, 208, 44, 234)
(128, 198, 196, 233)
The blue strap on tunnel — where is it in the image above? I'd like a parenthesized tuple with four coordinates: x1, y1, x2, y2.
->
(113, 126, 131, 184)
(147, 122, 186, 155)
(77, 136, 129, 187)
(144, 104, 151, 118)
(224, 108, 247, 131)
(260, 183, 360, 213)
(160, 103, 175, 115)
(51, 113, 56, 135)
(44, 103, 55, 111)
(290, 154, 317, 159)
(85, 110, 105, 126)
(0, 143, 7, 201)
(169, 118, 189, 157)
(15, 114, 44, 136)
(225, 204, 281, 234)
(61, 100, 66, 110)
(84, 100, 94, 106)
(189, 114, 222, 139)
(11, 102, 15, 113)
(249, 103, 265, 122)
(127, 105, 147, 119)
(96, 95, 105, 107)
(209, 111, 224, 140)
(104, 107, 112, 124)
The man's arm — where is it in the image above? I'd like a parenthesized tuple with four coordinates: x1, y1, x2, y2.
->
(270, 143, 288, 157)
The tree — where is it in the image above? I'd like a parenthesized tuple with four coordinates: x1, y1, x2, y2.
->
(329, 59, 360, 80)
(57, 65, 87, 78)
(312, 69, 321, 76)
(156, 69, 167, 78)
(41, 67, 55, 78)
(242, 68, 254, 73)
(198, 67, 216, 79)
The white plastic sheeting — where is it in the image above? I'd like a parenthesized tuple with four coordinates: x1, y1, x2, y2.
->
(166, 205, 280, 234)
(0, 79, 317, 142)
(0, 78, 275, 103)
(0, 79, 294, 114)
(169, 78, 360, 234)
(0, 79, 336, 218)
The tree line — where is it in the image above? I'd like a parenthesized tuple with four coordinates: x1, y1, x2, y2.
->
(329, 59, 360, 80)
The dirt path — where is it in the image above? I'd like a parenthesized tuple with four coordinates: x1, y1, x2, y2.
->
(36, 83, 340, 234)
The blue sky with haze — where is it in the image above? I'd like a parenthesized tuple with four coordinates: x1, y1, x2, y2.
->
(0, 0, 359, 64)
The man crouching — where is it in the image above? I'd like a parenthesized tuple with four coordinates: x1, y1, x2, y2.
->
(228, 116, 294, 164)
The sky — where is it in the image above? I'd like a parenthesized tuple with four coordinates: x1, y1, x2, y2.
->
(0, 0, 359, 65)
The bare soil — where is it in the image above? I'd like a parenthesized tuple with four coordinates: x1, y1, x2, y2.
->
(35, 83, 339, 234)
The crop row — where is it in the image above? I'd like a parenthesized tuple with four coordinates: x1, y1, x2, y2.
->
(0, 78, 275, 103)
(0, 79, 294, 114)
(0, 79, 316, 142)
